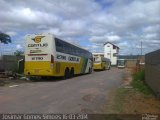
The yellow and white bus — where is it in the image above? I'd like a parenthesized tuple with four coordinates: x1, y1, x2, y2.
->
(93, 54, 111, 70)
(24, 33, 93, 79)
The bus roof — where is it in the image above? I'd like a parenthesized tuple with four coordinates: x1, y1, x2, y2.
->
(26, 33, 92, 54)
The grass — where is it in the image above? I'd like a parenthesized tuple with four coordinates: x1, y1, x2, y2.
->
(112, 70, 153, 113)
(113, 88, 129, 112)
(131, 69, 153, 95)
(105, 69, 158, 114)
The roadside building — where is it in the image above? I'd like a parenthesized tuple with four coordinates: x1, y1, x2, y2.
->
(145, 49, 160, 97)
(104, 42, 119, 66)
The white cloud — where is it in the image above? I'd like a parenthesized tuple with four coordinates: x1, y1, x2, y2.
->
(85, 44, 104, 53)
(16, 44, 23, 49)
(107, 35, 120, 41)
(145, 33, 158, 39)
(6, 31, 17, 36)
(89, 34, 120, 44)
(143, 25, 160, 33)
(0, 0, 159, 55)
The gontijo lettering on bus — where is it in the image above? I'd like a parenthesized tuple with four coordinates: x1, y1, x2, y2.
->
(28, 43, 48, 47)
(27, 36, 48, 47)
(57, 55, 66, 60)
(57, 54, 80, 62)
(68, 56, 80, 62)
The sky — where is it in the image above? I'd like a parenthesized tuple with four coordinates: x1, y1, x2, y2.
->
(0, 0, 160, 55)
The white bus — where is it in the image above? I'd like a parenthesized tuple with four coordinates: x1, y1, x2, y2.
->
(24, 33, 93, 79)
(117, 59, 126, 68)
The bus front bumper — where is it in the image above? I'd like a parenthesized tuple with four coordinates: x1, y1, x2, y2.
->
(93, 63, 103, 70)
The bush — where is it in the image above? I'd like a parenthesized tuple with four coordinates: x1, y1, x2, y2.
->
(132, 69, 153, 95)
(133, 69, 145, 81)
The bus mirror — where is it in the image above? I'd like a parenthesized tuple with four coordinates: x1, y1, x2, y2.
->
(51, 55, 54, 63)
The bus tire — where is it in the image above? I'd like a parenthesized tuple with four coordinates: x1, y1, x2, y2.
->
(70, 68, 74, 78)
(108, 65, 111, 70)
(103, 67, 106, 71)
(88, 68, 92, 74)
(63, 68, 70, 80)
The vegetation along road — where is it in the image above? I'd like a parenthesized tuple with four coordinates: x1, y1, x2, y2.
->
(0, 68, 126, 113)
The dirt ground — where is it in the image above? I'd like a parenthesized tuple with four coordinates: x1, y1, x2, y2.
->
(1, 69, 160, 114)
(0, 77, 30, 87)
(122, 89, 160, 113)
(104, 69, 160, 114)
(0, 68, 125, 113)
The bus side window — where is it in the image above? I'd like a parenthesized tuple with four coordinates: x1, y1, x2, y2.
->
(55, 38, 60, 52)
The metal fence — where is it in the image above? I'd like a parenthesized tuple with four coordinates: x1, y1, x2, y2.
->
(0, 55, 24, 73)
(125, 59, 138, 68)
(145, 49, 160, 97)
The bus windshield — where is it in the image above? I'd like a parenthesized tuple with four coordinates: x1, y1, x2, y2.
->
(118, 59, 125, 68)
(94, 56, 101, 63)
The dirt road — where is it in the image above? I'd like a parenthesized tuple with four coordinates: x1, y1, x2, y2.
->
(0, 68, 126, 113)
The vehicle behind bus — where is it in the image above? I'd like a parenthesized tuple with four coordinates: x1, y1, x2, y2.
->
(24, 33, 93, 79)
(117, 59, 126, 68)
(93, 55, 111, 70)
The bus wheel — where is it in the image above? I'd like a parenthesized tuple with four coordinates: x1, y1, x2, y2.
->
(108, 65, 111, 70)
(70, 68, 74, 78)
(103, 67, 105, 71)
(63, 68, 70, 79)
(88, 68, 92, 74)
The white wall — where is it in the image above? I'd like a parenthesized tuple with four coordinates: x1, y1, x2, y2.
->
(104, 43, 118, 65)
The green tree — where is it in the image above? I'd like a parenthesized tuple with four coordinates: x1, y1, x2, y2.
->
(14, 50, 24, 56)
(0, 32, 11, 44)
